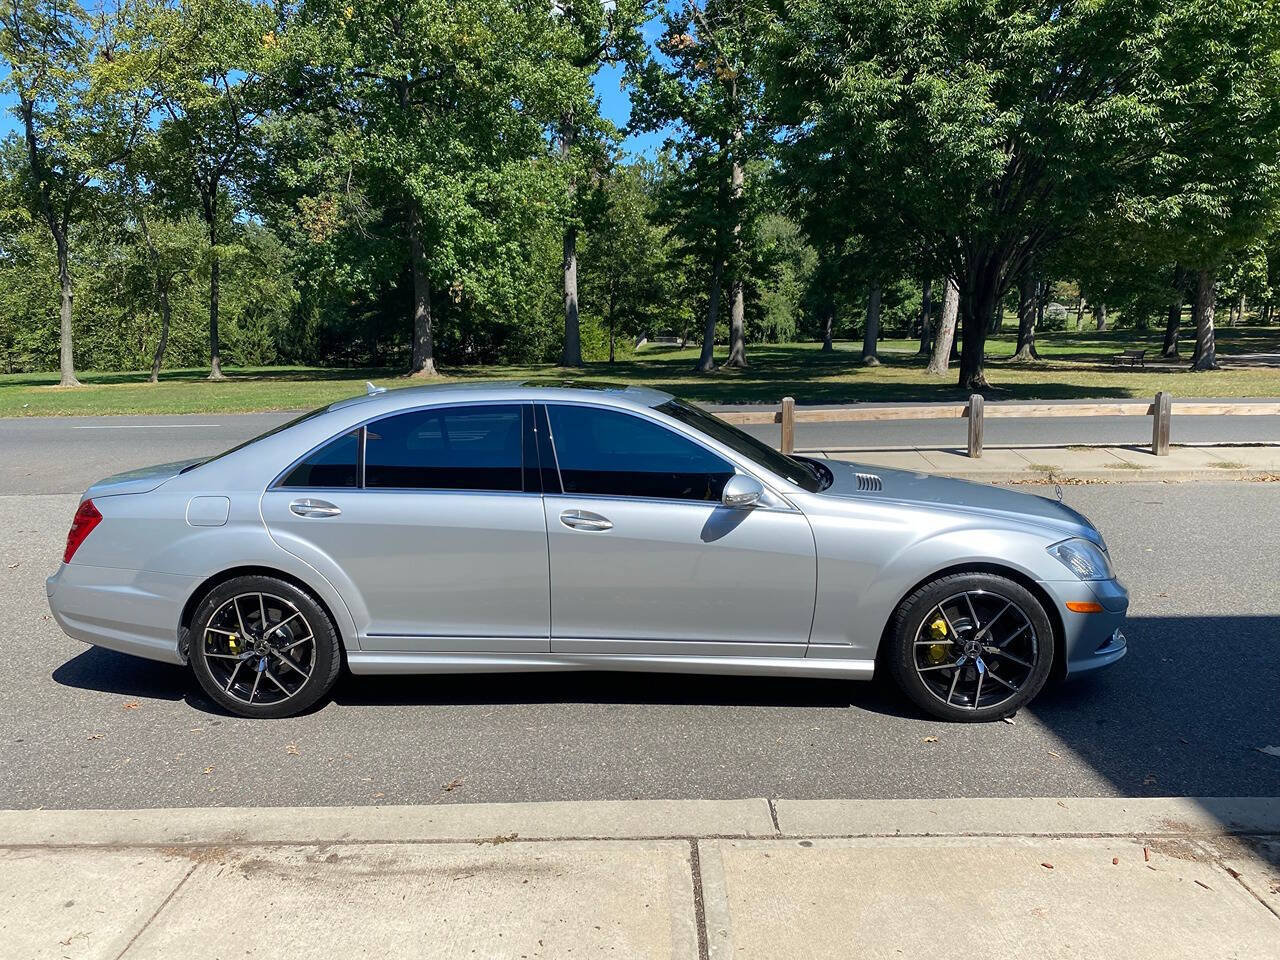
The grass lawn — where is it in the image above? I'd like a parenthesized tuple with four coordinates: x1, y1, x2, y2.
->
(2, 327, 1278, 417)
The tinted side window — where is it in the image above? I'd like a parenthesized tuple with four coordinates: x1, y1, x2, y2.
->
(546, 404, 734, 501)
(279, 430, 360, 488)
(365, 405, 524, 491)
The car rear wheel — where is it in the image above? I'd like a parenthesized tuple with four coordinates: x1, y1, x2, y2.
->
(189, 575, 341, 719)
(887, 572, 1054, 722)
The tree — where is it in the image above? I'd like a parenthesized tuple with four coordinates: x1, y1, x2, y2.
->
(1011, 266, 1040, 362)
(550, 0, 650, 367)
(579, 160, 676, 361)
(925, 277, 959, 376)
(628, 0, 767, 371)
(768, 0, 1280, 391)
(1, 0, 146, 385)
(289, 0, 583, 377)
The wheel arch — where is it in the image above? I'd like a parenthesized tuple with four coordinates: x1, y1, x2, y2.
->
(875, 561, 1068, 684)
(178, 565, 352, 664)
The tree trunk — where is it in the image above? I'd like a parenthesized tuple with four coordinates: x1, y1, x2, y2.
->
(821, 306, 834, 351)
(408, 205, 438, 377)
(861, 283, 881, 365)
(607, 291, 616, 363)
(1094, 302, 1107, 332)
(1076, 296, 1085, 331)
(926, 277, 959, 375)
(1012, 268, 1039, 361)
(149, 283, 171, 383)
(561, 223, 582, 366)
(957, 267, 1001, 391)
(723, 156, 747, 368)
(54, 231, 80, 387)
(916, 277, 933, 354)
(1190, 268, 1219, 371)
(1162, 266, 1184, 357)
(694, 257, 723, 373)
(1235, 289, 1246, 326)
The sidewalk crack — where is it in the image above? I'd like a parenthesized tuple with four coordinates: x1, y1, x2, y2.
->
(113, 862, 197, 960)
(688, 839, 710, 960)
(767, 798, 781, 835)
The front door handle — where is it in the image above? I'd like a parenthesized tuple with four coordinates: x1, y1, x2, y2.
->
(560, 509, 613, 531)
(289, 498, 342, 518)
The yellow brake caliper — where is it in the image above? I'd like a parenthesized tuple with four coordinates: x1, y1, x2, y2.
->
(925, 618, 950, 663)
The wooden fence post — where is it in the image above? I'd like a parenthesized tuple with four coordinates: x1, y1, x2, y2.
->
(780, 397, 796, 454)
(967, 394, 984, 458)
(1152, 391, 1171, 456)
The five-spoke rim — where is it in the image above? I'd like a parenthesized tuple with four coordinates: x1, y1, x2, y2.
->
(201, 593, 316, 706)
(912, 590, 1037, 711)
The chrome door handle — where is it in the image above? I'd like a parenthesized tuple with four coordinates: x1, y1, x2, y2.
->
(560, 509, 612, 531)
(289, 498, 342, 518)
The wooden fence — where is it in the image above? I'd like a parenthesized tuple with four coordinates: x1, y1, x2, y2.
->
(716, 393, 1280, 459)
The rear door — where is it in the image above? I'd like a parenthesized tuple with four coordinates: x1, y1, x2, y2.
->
(261, 403, 550, 652)
(539, 402, 816, 656)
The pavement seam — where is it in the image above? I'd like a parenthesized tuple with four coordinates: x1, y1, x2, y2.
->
(7, 826, 1280, 853)
(688, 839, 710, 960)
(1198, 838, 1280, 924)
(111, 861, 196, 960)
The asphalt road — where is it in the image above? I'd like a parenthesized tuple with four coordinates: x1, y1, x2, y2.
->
(2, 404, 1278, 495)
(1, 480, 1277, 809)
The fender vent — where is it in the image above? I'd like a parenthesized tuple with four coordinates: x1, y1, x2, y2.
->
(855, 472, 883, 492)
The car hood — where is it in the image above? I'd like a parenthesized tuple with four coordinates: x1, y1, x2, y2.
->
(83, 458, 203, 500)
(810, 457, 1102, 544)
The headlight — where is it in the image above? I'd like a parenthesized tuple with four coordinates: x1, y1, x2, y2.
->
(1047, 538, 1115, 581)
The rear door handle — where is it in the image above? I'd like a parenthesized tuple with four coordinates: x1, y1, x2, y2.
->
(559, 509, 612, 531)
(289, 498, 342, 518)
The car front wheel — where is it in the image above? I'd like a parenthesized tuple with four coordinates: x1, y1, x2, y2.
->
(887, 572, 1055, 722)
(189, 575, 341, 719)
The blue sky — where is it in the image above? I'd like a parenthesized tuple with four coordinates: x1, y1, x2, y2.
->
(2, 48, 664, 154)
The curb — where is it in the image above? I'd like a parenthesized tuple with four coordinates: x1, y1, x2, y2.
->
(3, 797, 1278, 847)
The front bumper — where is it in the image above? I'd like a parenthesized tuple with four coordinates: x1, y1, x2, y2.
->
(1040, 577, 1129, 677)
(46, 563, 193, 666)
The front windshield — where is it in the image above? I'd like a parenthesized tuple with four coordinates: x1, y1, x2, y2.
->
(656, 399, 827, 493)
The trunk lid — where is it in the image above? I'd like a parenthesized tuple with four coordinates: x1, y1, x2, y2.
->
(83, 458, 203, 500)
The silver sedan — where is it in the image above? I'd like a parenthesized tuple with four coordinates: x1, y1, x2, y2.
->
(47, 382, 1128, 720)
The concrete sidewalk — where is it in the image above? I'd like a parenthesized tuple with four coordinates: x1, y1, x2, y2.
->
(817, 443, 1280, 483)
(4, 797, 1278, 960)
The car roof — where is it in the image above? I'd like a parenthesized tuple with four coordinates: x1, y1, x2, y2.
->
(326, 379, 675, 415)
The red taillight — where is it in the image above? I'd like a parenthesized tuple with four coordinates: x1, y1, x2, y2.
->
(64, 499, 102, 564)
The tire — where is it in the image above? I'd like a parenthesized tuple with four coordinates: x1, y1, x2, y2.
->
(189, 575, 341, 719)
(887, 572, 1055, 722)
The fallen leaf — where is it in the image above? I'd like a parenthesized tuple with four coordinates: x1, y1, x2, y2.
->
(1144, 847, 1150, 862)
(86, 733, 102, 741)
(1040, 862, 1054, 870)
(1194, 879, 1211, 891)
(442, 777, 464, 792)
(1143, 773, 1158, 785)
(202, 766, 214, 775)
(923, 736, 938, 743)
(372, 792, 385, 799)
(1047, 750, 1061, 759)
(286, 744, 299, 756)
(7, 561, 19, 569)
(122, 702, 140, 710)
(1112, 857, 1119, 865)
(477, 832, 518, 846)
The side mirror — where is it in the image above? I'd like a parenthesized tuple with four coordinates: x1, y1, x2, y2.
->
(722, 474, 764, 509)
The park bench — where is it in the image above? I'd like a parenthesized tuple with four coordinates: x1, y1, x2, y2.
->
(1114, 348, 1147, 367)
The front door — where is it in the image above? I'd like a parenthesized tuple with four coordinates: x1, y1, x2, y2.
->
(261, 403, 549, 652)
(540, 402, 816, 656)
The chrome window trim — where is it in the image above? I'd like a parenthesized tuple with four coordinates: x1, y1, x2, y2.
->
(269, 399, 529, 495)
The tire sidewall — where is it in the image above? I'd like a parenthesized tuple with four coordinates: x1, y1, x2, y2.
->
(189, 576, 340, 719)
(889, 573, 1055, 722)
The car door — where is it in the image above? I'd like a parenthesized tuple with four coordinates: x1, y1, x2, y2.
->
(260, 403, 550, 653)
(539, 402, 816, 657)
